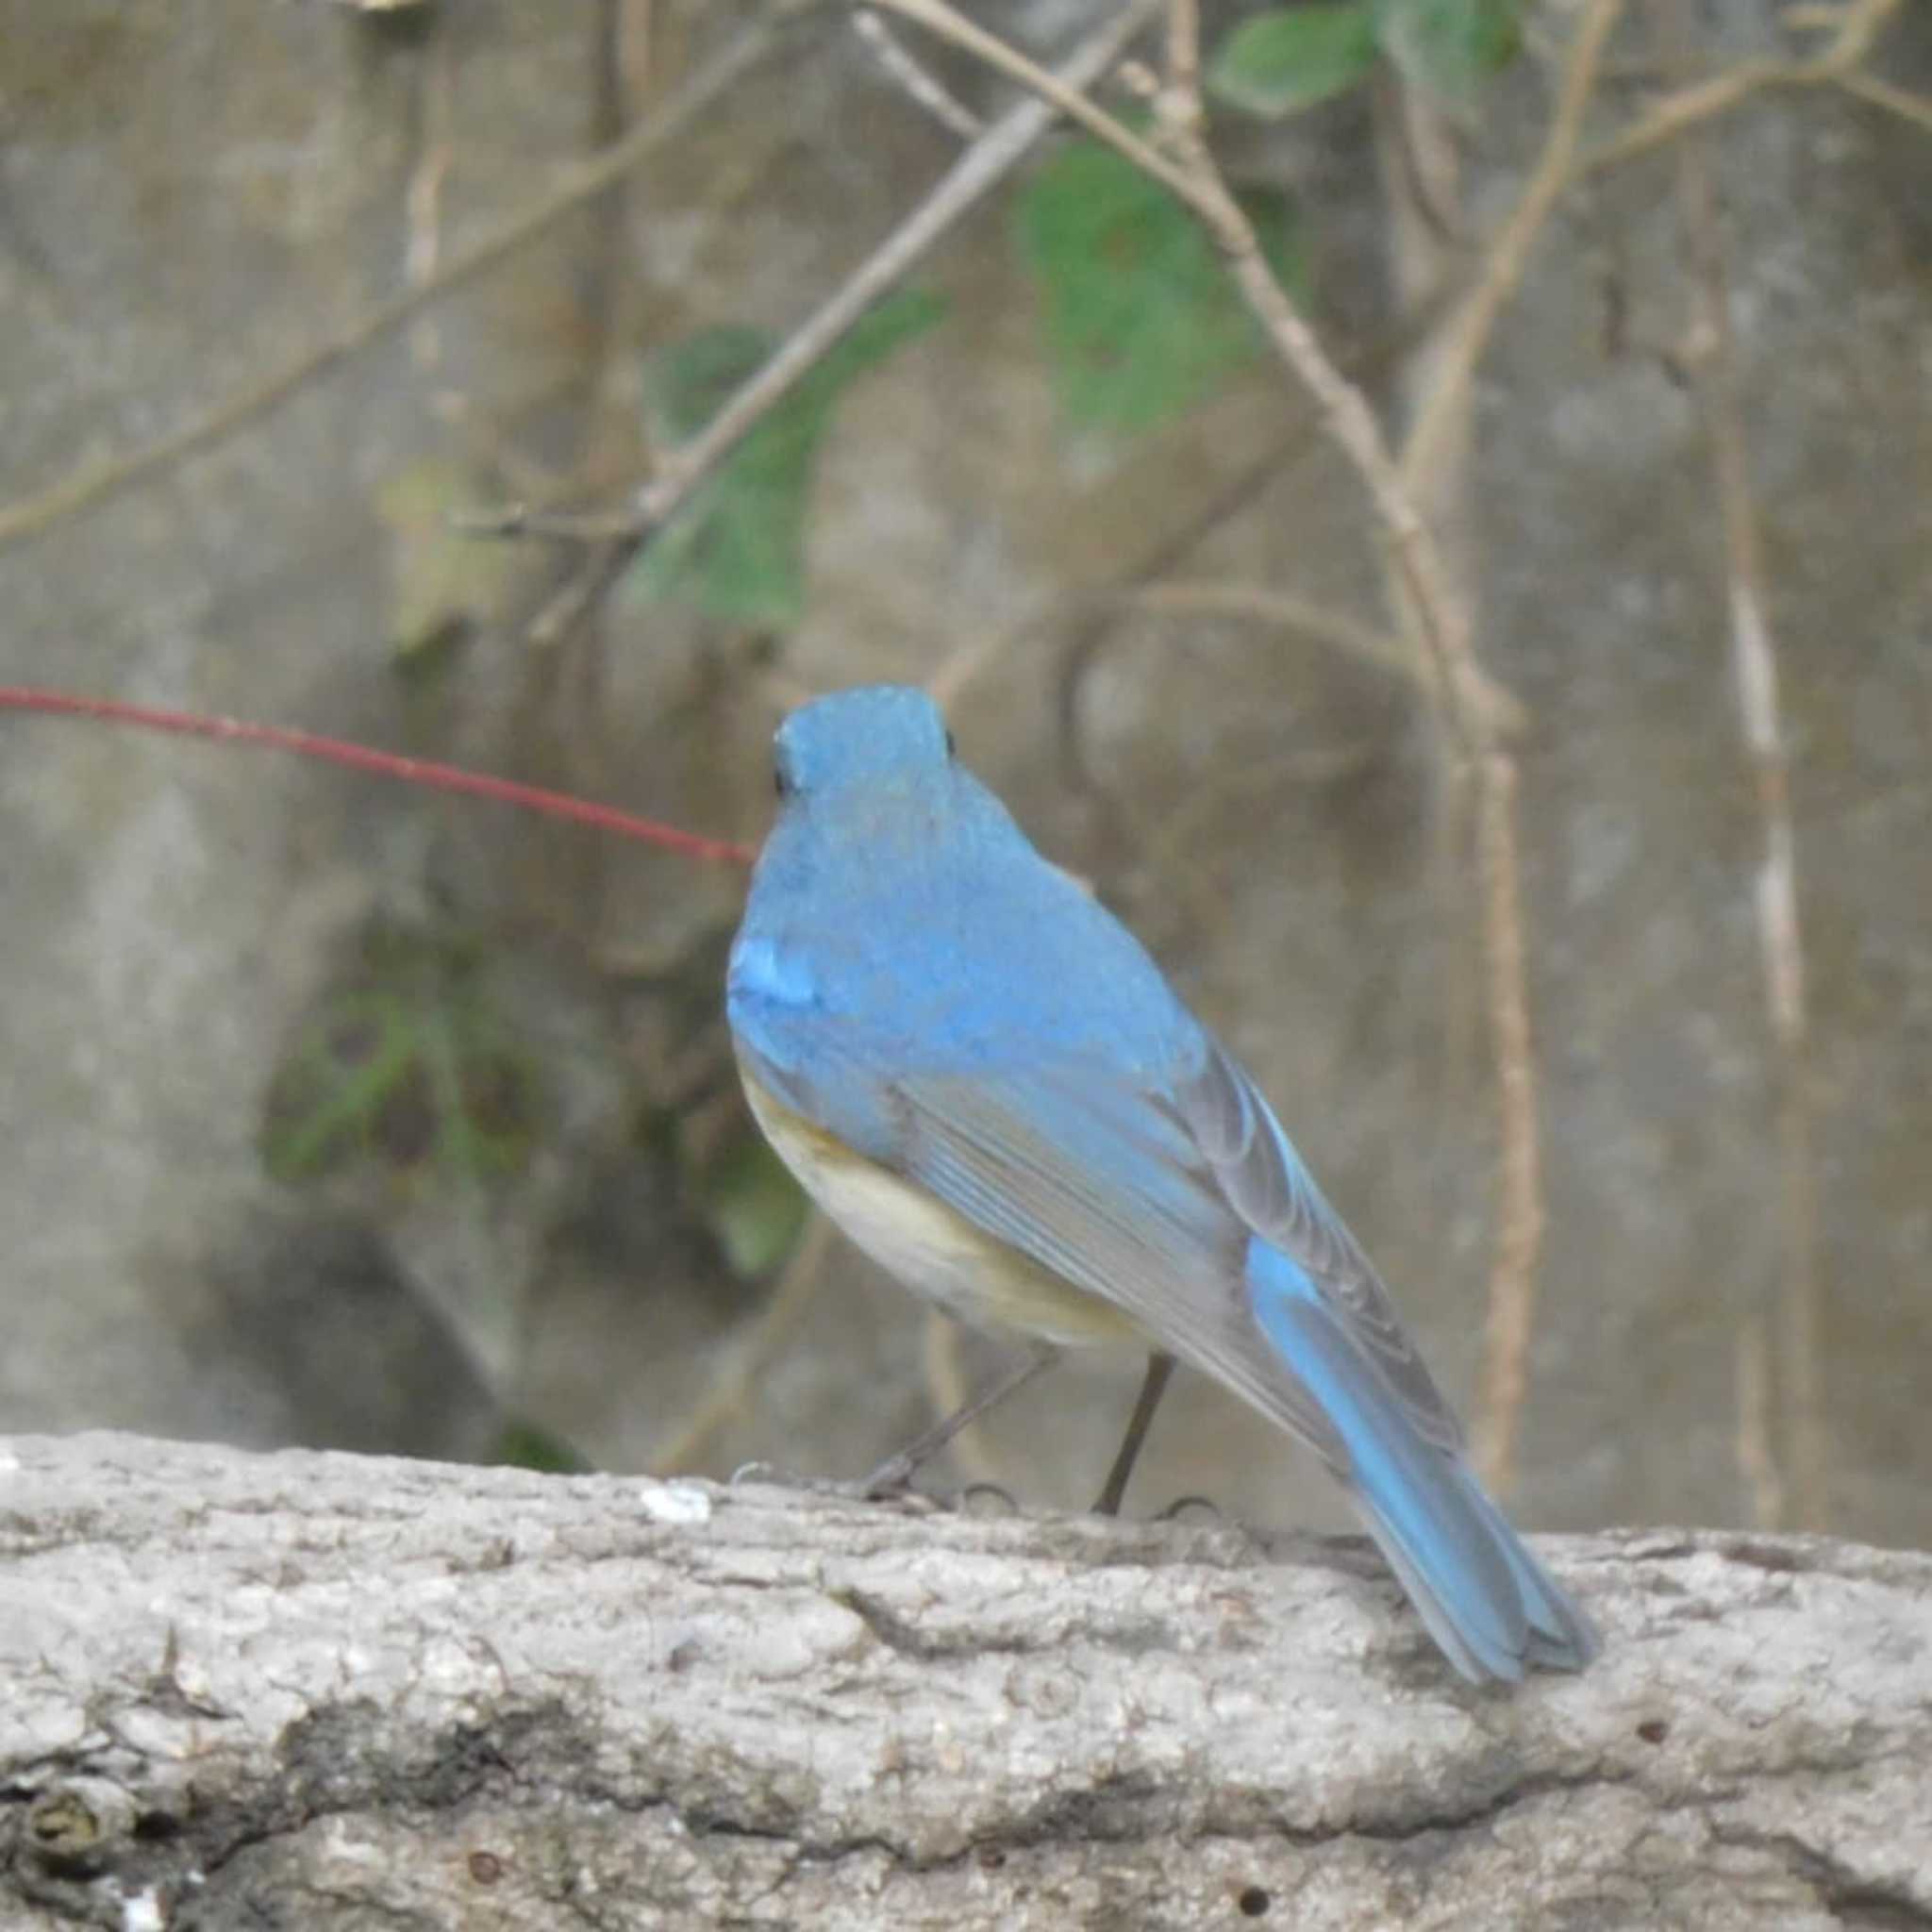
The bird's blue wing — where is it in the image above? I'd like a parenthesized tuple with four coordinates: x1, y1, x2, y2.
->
(889, 1061, 1356, 1449)
(888, 1044, 1595, 1679)
(734, 973, 1459, 1470)
(737, 1006, 1595, 1680)
(1173, 1035, 1466, 1456)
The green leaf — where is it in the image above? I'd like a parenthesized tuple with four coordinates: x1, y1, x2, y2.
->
(492, 1419, 593, 1474)
(260, 930, 537, 1186)
(1017, 137, 1306, 436)
(635, 291, 945, 629)
(1375, 0, 1527, 102)
(1208, 5, 1380, 117)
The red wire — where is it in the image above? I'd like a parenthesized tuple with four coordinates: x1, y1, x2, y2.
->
(0, 686, 756, 866)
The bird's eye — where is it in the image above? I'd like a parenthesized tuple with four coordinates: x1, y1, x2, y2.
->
(944, 729, 958, 758)
(773, 763, 792, 800)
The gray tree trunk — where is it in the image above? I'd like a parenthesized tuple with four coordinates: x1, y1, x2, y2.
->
(2, 1433, 1926, 1930)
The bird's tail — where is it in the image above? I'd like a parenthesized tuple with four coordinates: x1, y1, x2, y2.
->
(1250, 1264, 1598, 1683)
(1348, 1439, 1599, 1684)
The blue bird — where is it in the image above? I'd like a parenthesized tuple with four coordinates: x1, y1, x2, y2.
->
(726, 685, 1597, 1683)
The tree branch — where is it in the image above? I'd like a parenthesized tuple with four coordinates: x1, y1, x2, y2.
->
(886, 0, 1570, 1491)
(1399, 0, 1625, 492)
(3, 1433, 1929, 1930)
(1654, 2, 1827, 1531)
(1584, 0, 1908, 172)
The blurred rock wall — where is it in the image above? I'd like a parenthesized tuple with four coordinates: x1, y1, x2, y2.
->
(0, 0, 1926, 1548)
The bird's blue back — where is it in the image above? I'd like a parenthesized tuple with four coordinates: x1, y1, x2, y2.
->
(732, 689, 1197, 1094)
(728, 685, 1598, 1683)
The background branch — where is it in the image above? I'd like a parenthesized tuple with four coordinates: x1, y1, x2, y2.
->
(891, 0, 1607, 1492)
(466, 0, 1165, 638)
(1655, 2, 1828, 1532)
(1586, 0, 1909, 171)
(1399, 0, 1625, 492)
(1158, 1, 1570, 1490)
(0, 2, 819, 556)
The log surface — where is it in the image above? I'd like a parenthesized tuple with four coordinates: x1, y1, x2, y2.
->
(1, 1432, 1927, 1929)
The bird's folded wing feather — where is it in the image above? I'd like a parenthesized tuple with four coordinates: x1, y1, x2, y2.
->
(900, 1058, 1460, 1460)
(737, 1008, 1464, 1470)
(1173, 1037, 1465, 1455)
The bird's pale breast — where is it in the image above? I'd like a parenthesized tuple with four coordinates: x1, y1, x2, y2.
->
(739, 1062, 1141, 1348)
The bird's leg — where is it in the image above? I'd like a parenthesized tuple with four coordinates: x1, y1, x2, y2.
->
(860, 1341, 1058, 1498)
(1091, 1350, 1176, 1516)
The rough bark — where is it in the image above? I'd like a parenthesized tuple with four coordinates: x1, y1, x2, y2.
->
(1, 1433, 1927, 1930)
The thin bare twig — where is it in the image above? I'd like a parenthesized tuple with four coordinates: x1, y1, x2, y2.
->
(405, 22, 456, 371)
(924, 283, 1473, 724)
(1586, 0, 1904, 172)
(888, 13, 1551, 1477)
(1133, 582, 1448, 686)
(525, 546, 636, 650)
(622, 0, 1162, 535)
(1369, 65, 1500, 1471)
(853, 8, 984, 138)
(1157, 0, 1561, 1491)
(902, 0, 1556, 1484)
(924, 571, 1524, 730)
(869, 0, 1196, 202)
(1463, 746, 1546, 1491)
(895, 0, 1505, 731)
(921, 1314, 1004, 1486)
(1369, 170, 1489, 1414)
(0, 1, 818, 556)
(1163, 0, 1202, 127)
(1790, 0, 1903, 67)
(1833, 67, 1932, 134)
(1588, 57, 1789, 172)
(1119, 581, 1525, 729)
(1656, 2, 1827, 1529)
(524, 0, 658, 910)
(1384, 0, 1621, 1487)
(471, 0, 1165, 640)
(1188, 149, 1478, 724)
(475, 3, 651, 664)
(1401, 0, 1625, 491)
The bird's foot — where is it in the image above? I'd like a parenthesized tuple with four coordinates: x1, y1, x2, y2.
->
(1154, 1493, 1225, 1524)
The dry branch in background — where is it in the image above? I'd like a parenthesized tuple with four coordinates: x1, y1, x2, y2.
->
(919, 287, 1472, 721)
(3, 1433, 1929, 1931)
(1375, 0, 1620, 1494)
(469, 0, 1167, 640)
(882, 0, 1612, 1496)
(1653, 4, 1827, 1532)
(1584, 0, 1915, 172)
(852, 6, 986, 139)
(0, 2, 819, 556)
(1398, 0, 1625, 495)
